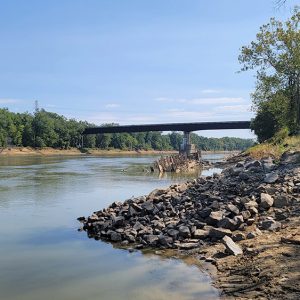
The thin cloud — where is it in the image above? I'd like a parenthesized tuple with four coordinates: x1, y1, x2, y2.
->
(155, 97, 245, 105)
(215, 104, 251, 112)
(0, 98, 21, 104)
(105, 103, 120, 109)
(200, 89, 221, 94)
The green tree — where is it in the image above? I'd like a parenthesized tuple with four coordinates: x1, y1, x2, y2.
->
(239, 7, 300, 140)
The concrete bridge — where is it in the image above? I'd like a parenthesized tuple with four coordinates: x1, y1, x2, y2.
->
(83, 121, 251, 156)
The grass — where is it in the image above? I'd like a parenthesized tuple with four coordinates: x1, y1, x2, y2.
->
(246, 135, 300, 160)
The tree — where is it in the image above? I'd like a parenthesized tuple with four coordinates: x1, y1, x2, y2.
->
(239, 7, 300, 140)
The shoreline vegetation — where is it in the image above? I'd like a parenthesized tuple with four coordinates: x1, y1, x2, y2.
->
(0, 108, 254, 152)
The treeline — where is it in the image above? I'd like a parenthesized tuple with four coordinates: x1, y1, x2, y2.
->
(0, 108, 254, 151)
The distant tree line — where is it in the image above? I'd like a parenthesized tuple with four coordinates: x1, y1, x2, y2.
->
(0, 108, 254, 151)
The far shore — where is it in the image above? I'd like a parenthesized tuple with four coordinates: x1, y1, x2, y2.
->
(0, 147, 240, 157)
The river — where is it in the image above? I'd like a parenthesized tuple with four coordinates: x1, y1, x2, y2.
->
(0, 154, 223, 300)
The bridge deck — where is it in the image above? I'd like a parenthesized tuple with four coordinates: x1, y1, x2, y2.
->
(83, 121, 251, 134)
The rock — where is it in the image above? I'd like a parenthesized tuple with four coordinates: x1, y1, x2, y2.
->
(110, 231, 122, 242)
(206, 211, 223, 225)
(217, 217, 237, 231)
(246, 232, 256, 239)
(193, 229, 209, 239)
(133, 221, 145, 231)
(167, 229, 179, 239)
(159, 235, 173, 246)
(260, 193, 274, 209)
(264, 172, 279, 184)
(198, 207, 212, 218)
(131, 203, 142, 212)
(232, 232, 246, 242)
(142, 201, 154, 212)
(222, 236, 243, 256)
(241, 210, 251, 220)
(144, 234, 159, 246)
(227, 204, 240, 215)
(259, 218, 281, 231)
(209, 227, 232, 239)
(178, 226, 191, 238)
(274, 195, 290, 208)
(177, 242, 199, 250)
(244, 200, 258, 210)
(112, 216, 125, 227)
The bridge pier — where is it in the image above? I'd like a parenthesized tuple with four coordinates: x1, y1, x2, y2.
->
(180, 131, 194, 157)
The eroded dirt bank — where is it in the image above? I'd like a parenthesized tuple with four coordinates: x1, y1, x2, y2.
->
(79, 150, 300, 299)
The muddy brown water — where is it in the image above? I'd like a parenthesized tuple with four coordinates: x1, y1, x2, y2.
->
(0, 154, 223, 300)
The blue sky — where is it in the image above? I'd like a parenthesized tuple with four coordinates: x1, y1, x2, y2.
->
(0, 0, 298, 138)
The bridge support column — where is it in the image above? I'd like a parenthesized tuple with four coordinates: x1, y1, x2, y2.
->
(181, 131, 191, 157)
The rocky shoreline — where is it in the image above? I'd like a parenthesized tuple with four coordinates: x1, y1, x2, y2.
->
(78, 150, 300, 299)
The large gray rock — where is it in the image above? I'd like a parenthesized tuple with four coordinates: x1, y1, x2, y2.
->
(259, 218, 281, 231)
(110, 231, 122, 242)
(144, 234, 159, 246)
(178, 225, 191, 238)
(274, 195, 290, 208)
(222, 235, 243, 256)
(142, 201, 155, 212)
(218, 217, 237, 231)
(112, 216, 125, 227)
(264, 172, 279, 184)
(209, 227, 232, 239)
(159, 235, 173, 246)
(167, 229, 179, 239)
(198, 207, 212, 218)
(260, 193, 274, 209)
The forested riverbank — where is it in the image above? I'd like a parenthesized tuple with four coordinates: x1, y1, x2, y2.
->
(0, 108, 254, 151)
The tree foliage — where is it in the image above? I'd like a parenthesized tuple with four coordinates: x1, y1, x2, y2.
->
(239, 7, 300, 141)
(0, 108, 254, 151)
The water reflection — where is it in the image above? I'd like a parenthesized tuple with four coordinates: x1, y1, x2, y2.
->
(0, 155, 222, 300)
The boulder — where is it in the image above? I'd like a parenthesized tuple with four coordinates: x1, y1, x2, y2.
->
(209, 227, 232, 239)
(206, 211, 223, 225)
(226, 204, 240, 215)
(167, 229, 179, 239)
(260, 193, 274, 209)
(259, 218, 281, 231)
(178, 226, 191, 238)
(274, 195, 290, 208)
(217, 217, 237, 231)
(264, 172, 279, 184)
(159, 235, 173, 246)
(144, 234, 159, 246)
(222, 235, 243, 256)
(110, 231, 122, 242)
(232, 232, 246, 242)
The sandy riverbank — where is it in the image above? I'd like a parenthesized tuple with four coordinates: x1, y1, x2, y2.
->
(0, 147, 177, 157)
(0, 147, 239, 157)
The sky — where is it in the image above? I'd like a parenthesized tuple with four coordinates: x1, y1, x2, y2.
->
(0, 0, 298, 138)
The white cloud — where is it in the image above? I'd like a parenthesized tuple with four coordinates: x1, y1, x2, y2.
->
(164, 109, 214, 119)
(105, 103, 120, 109)
(200, 89, 221, 94)
(155, 97, 245, 105)
(215, 104, 251, 112)
(0, 98, 21, 104)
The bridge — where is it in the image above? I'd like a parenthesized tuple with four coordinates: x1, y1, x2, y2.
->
(83, 120, 251, 156)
